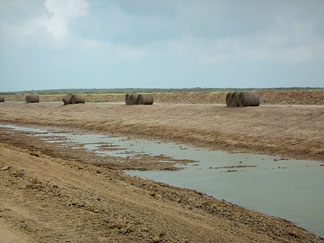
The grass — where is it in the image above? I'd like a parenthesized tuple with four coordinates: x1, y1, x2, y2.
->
(91, 92, 165, 96)
(91, 93, 124, 96)
(39, 94, 66, 97)
(210, 91, 228, 94)
(90, 100, 113, 103)
(38, 93, 124, 97)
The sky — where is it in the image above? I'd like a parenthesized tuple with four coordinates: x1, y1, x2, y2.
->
(0, 0, 324, 92)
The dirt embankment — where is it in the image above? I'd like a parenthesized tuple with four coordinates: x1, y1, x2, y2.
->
(1, 131, 322, 242)
(1, 102, 324, 162)
(4, 89, 324, 105)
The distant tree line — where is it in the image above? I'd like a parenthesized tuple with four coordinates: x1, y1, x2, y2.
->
(0, 87, 323, 95)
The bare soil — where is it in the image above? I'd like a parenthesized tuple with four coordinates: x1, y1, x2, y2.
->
(5, 89, 324, 105)
(0, 101, 324, 242)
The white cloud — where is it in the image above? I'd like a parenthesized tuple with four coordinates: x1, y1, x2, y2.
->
(75, 37, 148, 62)
(0, 0, 89, 44)
(80, 38, 111, 49)
(246, 18, 321, 63)
(1, 0, 323, 65)
(168, 17, 324, 64)
(117, 46, 147, 61)
(44, 0, 89, 41)
(244, 45, 314, 63)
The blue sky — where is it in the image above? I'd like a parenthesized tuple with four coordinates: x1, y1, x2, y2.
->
(0, 0, 324, 92)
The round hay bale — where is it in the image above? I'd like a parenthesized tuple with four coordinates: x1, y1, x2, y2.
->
(238, 92, 260, 107)
(225, 92, 232, 107)
(26, 95, 39, 103)
(0, 96, 5, 102)
(125, 93, 130, 105)
(138, 94, 154, 105)
(63, 93, 73, 105)
(231, 92, 240, 107)
(129, 94, 139, 105)
(71, 95, 85, 104)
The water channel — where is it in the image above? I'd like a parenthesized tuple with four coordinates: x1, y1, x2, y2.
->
(1, 124, 323, 237)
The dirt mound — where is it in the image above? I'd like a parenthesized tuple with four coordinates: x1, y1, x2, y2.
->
(155, 91, 224, 104)
(258, 90, 324, 105)
(154, 90, 324, 105)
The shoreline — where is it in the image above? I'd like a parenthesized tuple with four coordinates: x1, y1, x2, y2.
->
(0, 128, 323, 242)
(0, 102, 324, 162)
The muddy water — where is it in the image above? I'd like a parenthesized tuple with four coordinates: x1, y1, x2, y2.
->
(1, 124, 323, 237)
(128, 160, 324, 237)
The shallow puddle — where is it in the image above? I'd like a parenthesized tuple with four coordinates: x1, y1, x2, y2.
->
(0, 124, 189, 160)
(1, 124, 323, 237)
(127, 159, 324, 237)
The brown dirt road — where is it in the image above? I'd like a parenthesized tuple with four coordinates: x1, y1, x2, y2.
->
(0, 102, 324, 242)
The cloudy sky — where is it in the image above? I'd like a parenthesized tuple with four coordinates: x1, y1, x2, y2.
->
(0, 0, 323, 92)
